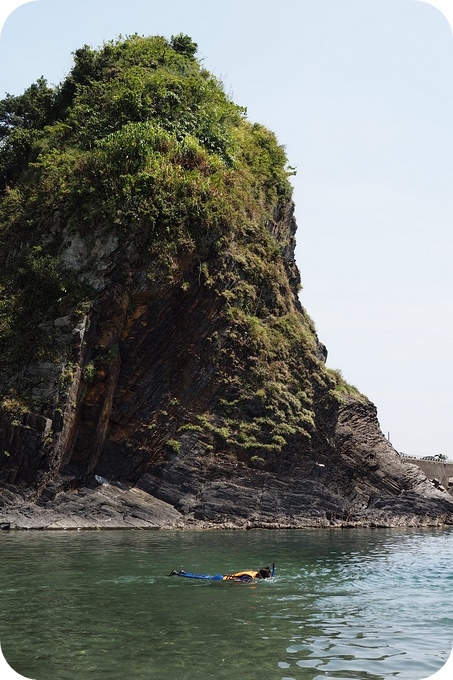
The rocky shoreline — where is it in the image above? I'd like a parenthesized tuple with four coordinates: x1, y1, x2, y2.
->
(2, 457, 453, 532)
(2, 496, 452, 532)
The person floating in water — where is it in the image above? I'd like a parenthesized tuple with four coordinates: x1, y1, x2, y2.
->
(169, 565, 274, 581)
(224, 566, 272, 581)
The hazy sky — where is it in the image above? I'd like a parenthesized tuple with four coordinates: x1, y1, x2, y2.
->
(1, 0, 452, 460)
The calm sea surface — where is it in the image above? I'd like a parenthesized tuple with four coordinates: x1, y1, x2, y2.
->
(0, 528, 452, 680)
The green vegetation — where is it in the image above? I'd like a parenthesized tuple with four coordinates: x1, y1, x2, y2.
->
(82, 361, 96, 383)
(0, 34, 347, 464)
(326, 368, 367, 402)
(166, 439, 182, 454)
(0, 34, 292, 379)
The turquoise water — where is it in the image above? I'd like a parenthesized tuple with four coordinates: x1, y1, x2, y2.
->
(0, 528, 452, 680)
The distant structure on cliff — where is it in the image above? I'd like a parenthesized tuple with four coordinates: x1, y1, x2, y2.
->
(400, 454, 453, 495)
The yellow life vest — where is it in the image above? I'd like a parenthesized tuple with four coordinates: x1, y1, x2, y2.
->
(223, 570, 259, 581)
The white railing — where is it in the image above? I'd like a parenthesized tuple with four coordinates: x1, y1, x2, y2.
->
(400, 453, 453, 464)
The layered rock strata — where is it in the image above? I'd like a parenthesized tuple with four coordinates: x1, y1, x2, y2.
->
(1, 200, 451, 529)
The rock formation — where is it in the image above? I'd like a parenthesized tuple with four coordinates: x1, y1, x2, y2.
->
(0, 35, 452, 529)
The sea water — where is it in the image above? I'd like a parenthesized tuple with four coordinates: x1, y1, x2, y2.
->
(0, 528, 452, 680)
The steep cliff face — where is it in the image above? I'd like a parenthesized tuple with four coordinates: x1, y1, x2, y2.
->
(1, 35, 452, 528)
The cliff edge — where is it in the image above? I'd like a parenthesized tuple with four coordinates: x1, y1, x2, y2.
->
(1, 35, 451, 529)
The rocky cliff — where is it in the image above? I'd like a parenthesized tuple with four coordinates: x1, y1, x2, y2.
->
(1, 35, 452, 529)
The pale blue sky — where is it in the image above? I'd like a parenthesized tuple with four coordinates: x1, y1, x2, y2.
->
(1, 0, 452, 459)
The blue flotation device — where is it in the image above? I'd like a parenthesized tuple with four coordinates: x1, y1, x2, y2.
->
(173, 571, 224, 580)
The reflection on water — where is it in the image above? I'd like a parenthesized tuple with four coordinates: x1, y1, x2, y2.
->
(0, 528, 452, 679)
